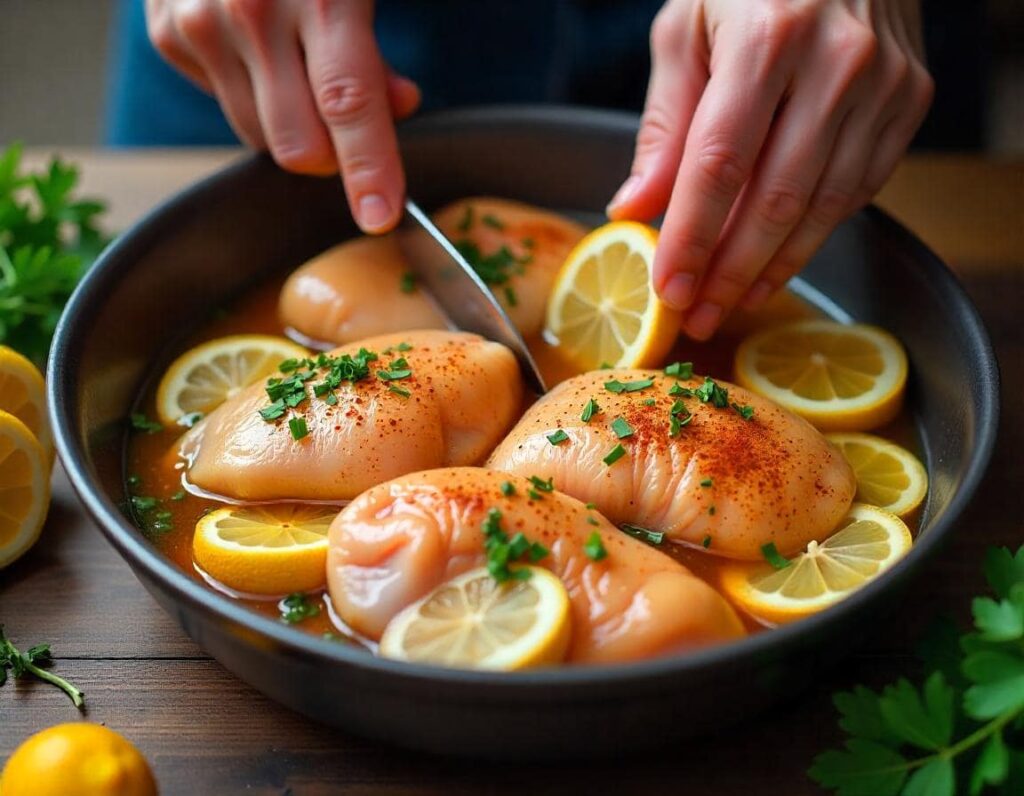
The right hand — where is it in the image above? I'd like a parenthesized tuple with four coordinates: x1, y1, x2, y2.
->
(146, 0, 419, 233)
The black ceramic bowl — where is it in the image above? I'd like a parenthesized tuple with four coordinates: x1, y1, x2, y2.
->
(48, 106, 999, 759)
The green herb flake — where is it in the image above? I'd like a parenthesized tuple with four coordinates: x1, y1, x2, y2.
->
(581, 398, 600, 422)
(129, 413, 162, 434)
(457, 205, 474, 232)
(500, 481, 516, 497)
(604, 377, 655, 395)
(131, 495, 159, 512)
(603, 444, 627, 466)
(0, 625, 85, 708)
(546, 429, 570, 446)
(528, 475, 555, 493)
(504, 286, 518, 306)
(585, 502, 597, 510)
(527, 488, 543, 501)
(399, 271, 417, 294)
(584, 532, 608, 562)
(481, 506, 547, 582)
(708, 505, 716, 516)
(642, 398, 656, 406)
(388, 383, 411, 398)
(695, 376, 730, 408)
(760, 542, 790, 570)
(587, 517, 600, 526)
(521, 237, 535, 249)
(702, 535, 712, 549)
(377, 367, 412, 381)
(621, 524, 665, 546)
(668, 383, 692, 397)
(611, 417, 634, 439)
(700, 478, 713, 488)
(732, 402, 755, 421)
(279, 593, 321, 624)
(288, 416, 309, 441)
(482, 213, 505, 230)
(664, 361, 694, 379)
(170, 490, 186, 501)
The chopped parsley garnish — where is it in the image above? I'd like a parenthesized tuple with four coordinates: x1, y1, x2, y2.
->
(481, 213, 504, 230)
(732, 402, 755, 420)
(388, 383, 410, 398)
(584, 532, 608, 561)
(587, 517, 599, 526)
(761, 542, 791, 570)
(529, 475, 555, 493)
(527, 488, 543, 501)
(611, 417, 634, 439)
(702, 535, 712, 549)
(383, 342, 413, 354)
(279, 593, 320, 624)
(457, 205, 474, 232)
(700, 478, 713, 488)
(604, 377, 655, 394)
(603, 444, 627, 466)
(259, 401, 286, 421)
(669, 400, 693, 436)
(399, 271, 417, 293)
(288, 417, 309, 440)
(454, 239, 529, 289)
(129, 413, 162, 434)
(599, 361, 614, 370)
(377, 365, 412, 381)
(642, 398, 656, 406)
(581, 398, 600, 422)
(482, 507, 548, 582)
(695, 376, 730, 408)
(668, 383, 692, 397)
(500, 481, 516, 497)
(170, 490, 186, 501)
(585, 502, 597, 509)
(504, 286, 518, 306)
(621, 524, 665, 546)
(1, 625, 85, 708)
(546, 429, 570, 446)
(260, 348, 381, 426)
(664, 361, 694, 379)
(131, 495, 159, 512)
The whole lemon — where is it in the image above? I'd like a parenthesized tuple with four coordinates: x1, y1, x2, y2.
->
(0, 723, 157, 796)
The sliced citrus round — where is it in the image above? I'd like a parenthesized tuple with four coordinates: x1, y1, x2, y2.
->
(826, 432, 928, 517)
(379, 566, 572, 670)
(192, 504, 338, 595)
(544, 221, 680, 370)
(156, 335, 309, 425)
(0, 345, 52, 461)
(0, 409, 50, 568)
(720, 503, 912, 624)
(734, 320, 907, 431)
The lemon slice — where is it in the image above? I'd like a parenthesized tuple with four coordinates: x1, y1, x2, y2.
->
(720, 503, 912, 624)
(544, 221, 679, 370)
(734, 320, 907, 431)
(0, 345, 51, 461)
(826, 432, 928, 517)
(156, 335, 309, 425)
(192, 504, 338, 595)
(379, 566, 571, 670)
(0, 409, 50, 568)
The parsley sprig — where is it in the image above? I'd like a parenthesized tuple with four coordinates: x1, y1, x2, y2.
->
(482, 508, 548, 583)
(810, 545, 1024, 795)
(0, 625, 84, 708)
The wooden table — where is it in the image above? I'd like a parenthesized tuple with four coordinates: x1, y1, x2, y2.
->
(2, 151, 1022, 795)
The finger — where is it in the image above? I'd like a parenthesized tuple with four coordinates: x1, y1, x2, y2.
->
(301, 5, 405, 234)
(147, 0, 212, 91)
(386, 73, 421, 121)
(223, 2, 336, 176)
(607, 7, 706, 221)
(652, 30, 793, 313)
(684, 29, 876, 338)
(174, 3, 265, 149)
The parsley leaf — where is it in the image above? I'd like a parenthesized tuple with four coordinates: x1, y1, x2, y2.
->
(546, 429, 569, 446)
(0, 624, 84, 708)
(583, 532, 607, 561)
(279, 593, 320, 624)
(761, 542, 790, 570)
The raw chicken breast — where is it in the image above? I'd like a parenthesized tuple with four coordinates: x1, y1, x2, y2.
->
(486, 370, 856, 560)
(278, 236, 446, 346)
(328, 467, 744, 663)
(430, 197, 588, 338)
(181, 331, 523, 501)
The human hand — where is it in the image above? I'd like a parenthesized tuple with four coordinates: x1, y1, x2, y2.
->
(146, 0, 419, 233)
(609, 0, 933, 339)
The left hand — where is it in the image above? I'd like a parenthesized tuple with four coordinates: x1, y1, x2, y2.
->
(609, 0, 933, 340)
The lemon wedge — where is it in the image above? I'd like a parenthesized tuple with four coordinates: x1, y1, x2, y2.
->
(544, 221, 679, 370)
(0, 345, 51, 461)
(379, 566, 572, 670)
(734, 320, 907, 431)
(827, 432, 928, 517)
(720, 503, 913, 624)
(156, 335, 309, 425)
(0, 409, 50, 568)
(192, 504, 337, 595)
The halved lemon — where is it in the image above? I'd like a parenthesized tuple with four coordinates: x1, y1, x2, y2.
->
(156, 335, 309, 425)
(0, 409, 50, 568)
(192, 504, 338, 595)
(720, 503, 912, 624)
(734, 320, 907, 431)
(379, 566, 572, 670)
(0, 345, 51, 461)
(544, 221, 679, 370)
(827, 432, 928, 517)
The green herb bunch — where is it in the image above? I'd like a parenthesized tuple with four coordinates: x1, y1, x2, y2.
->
(0, 142, 109, 363)
(810, 545, 1024, 794)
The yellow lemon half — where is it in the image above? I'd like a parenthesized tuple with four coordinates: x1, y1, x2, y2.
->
(827, 432, 928, 517)
(734, 320, 907, 431)
(0, 345, 52, 461)
(0, 409, 50, 569)
(720, 503, 913, 624)
(379, 566, 572, 670)
(156, 334, 309, 425)
(192, 504, 338, 595)
(544, 221, 679, 370)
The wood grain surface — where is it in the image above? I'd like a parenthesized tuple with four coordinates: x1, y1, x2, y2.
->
(1, 151, 1022, 795)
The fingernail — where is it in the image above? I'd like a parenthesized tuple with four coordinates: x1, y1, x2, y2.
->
(743, 281, 773, 310)
(358, 194, 393, 232)
(607, 176, 642, 215)
(685, 302, 723, 340)
(661, 272, 696, 311)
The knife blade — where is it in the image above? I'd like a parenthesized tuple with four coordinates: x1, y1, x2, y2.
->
(396, 198, 547, 394)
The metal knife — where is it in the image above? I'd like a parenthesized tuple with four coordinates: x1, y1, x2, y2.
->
(396, 198, 547, 394)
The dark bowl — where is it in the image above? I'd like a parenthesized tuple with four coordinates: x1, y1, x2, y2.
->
(48, 106, 999, 759)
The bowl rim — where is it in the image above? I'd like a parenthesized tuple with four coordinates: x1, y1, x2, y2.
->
(47, 105, 1001, 694)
